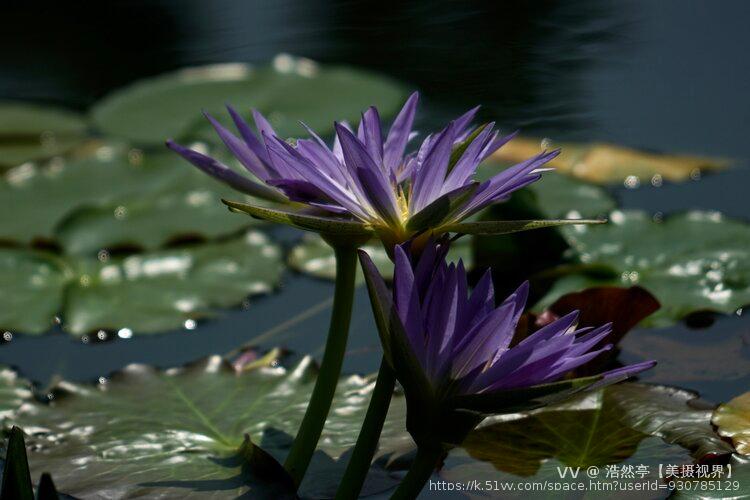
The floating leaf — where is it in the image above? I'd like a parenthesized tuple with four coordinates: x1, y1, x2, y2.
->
(489, 136, 728, 185)
(0, 369, 32, 424)
(713, 392, 750, 455)
(0, 231, 283, 336)
(462, 385, 694, 477)
(0, 249, 68, 335)
(2, 355, 408, 499)
(55, 172, 258, 255)
(0, 146, 185, 245)
(0, 101, 88, 168)
(288, 233, 472, 282)
(90, 58, 409, 146)
(609, 383, 734, 461)
(0, 145, 262, 251)
(537, 210, 750, 326)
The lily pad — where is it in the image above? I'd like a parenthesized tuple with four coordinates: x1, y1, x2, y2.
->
(0, 145, 261, 253)
(608, 383, 734, 461)
(0, 101, 88, 168)
(287, 234, 473, 282)
(489, 136, 728, 185)
(462, 384, 696, 477)
(713, 392, 750, 455)
(0, 146, 185, 245)
(0, 369, 31, 423)
(91, 57, 409, 146)
(536, 210, 750, 326)
(0, 231, 283, 336)
(0, 249, 68, 335)
(55, 172, 258, 255)
(2, 355, 408, 499)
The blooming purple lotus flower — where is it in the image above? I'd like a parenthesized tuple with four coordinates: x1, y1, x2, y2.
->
(358, 240, 655, 447)
(167, 92, 566, 243)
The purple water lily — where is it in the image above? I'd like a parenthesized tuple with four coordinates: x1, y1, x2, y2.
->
(358, 240, 655, 446)
(167, 92, 560, 241)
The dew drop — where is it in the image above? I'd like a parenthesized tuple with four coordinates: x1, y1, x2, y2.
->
(540, 137, 553, 150)
(651, 174, 663, 187)
(97, 249, 110, 262)
(736, 308, 743, 316)
(96, 330, 108, 341)
(114, 206, 127, 220)
(690, 168, 701, 180)
(53, 315, 62, 325)
(653, 211, 664, 223)
(81, 335, 90, 344)
(79, 275, 91, 287)
(98, 376, 107, 385)
(2, 331, 12, 342)
(624, 175, 640, 189)
(117, 328, 133, 339)
(128, 148, 144, 165)
(184, 319, 197, 330)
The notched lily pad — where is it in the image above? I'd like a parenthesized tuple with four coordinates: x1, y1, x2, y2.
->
(0, 101, 88, 168)
(288, 233, 472, 282)
(713, 391, 750, 455)
(0, 145, 258, 252)
(90, 57, 409, 145)
(490, 136, 728, 185)
(0, 231, 284, 336)
(537, 210, 750, 326)
(2, 354, 407, 499)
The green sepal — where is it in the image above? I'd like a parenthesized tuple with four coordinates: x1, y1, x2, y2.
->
(439, 218, 605, 235)
(406, 183, 479, 233)
(223, 200, 374, 236)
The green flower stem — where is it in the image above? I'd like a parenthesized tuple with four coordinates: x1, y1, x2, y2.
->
(334, 357, 396, 500)
(390, 446, 442, 500)
(284, 244, 358, 487)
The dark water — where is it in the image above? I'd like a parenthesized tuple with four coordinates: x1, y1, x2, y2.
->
(1, 1, 749, 404)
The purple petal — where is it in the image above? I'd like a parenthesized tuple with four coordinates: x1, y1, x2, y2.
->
(203, 111, 272, 181)
(166, 140, 285, 202)
(383, 92, 419, 173)
(226, 105, 273, 168)
(360, 107, 384, 166)
(409, 124, 455, 214)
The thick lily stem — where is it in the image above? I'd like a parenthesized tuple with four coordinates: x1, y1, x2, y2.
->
(284, 244, 358, 488)
(334, 358, 396, 500)
(390, 446, 442, 500)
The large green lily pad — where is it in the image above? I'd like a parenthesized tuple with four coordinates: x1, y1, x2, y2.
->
(536, 210, 750, 326)
(0, 231, 283, 336)
(90, 58, 409, 145)
(287, 234, 473, 282)
(0, 146, 184, 245)
(0, 145, 260, 253)
(462, 384, 699, 478)
(2, 355, 407, 499)
(0, 101, 88, 168)
(713, 392, 750, 456)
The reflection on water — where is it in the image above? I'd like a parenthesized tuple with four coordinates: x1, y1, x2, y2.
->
(0, 0, 620, 133)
